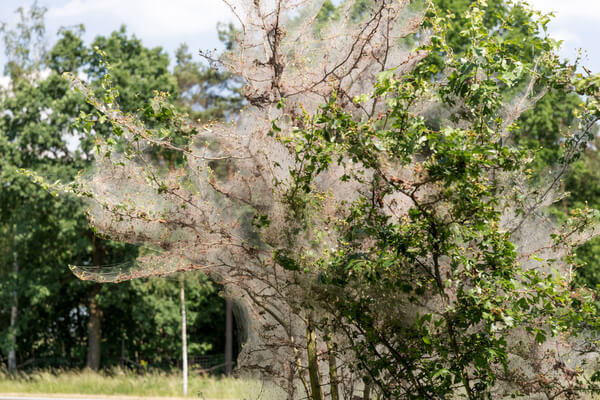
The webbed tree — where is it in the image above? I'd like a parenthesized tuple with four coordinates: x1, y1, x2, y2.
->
(52, 0, 600, 398)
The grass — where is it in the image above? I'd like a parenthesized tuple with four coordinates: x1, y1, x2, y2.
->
(0, 369, 277, 399)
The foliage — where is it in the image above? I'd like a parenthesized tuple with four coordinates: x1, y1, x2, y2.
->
(282, 4, 600, 397)
(424, 0, 600, 292)
(174, 22, 245, 122)
(56, 0, 600, 399)
(564, 143, 600, 289)
(0, 6, 229, 370)
(99, 272, 227, 367)
(0, 3, 93, 368)
(0, 1, 46, 80)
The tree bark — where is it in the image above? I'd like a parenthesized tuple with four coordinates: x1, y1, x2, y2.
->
(306, 316, 323, 400)
(225, 297, 233, 376)
(120, 338, 125, 369)
(326, 338, 339, 400)
(363, 379, 372, 400)
(7, 252, 18, 372)
(86, 284, 102, 370)
(86, 236, 104, 370)
(180, 275, 188, 396)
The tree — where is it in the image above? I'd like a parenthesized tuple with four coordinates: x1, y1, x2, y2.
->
(431, 0, 600, 294)
(174, 41, 244, 122)
(0, 3, 92, 371)
(329, 0, 600, 297)
(565, 143, 600, 289)
(48, 0, 600, 398)
(0, 5, 227, 371)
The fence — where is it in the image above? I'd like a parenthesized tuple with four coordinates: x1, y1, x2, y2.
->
(8, 353, 231, 375)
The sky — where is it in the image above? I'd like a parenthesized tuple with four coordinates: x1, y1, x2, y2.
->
(0, 0, 598, 72)
(528, 0, 600, 72)
(0, 0, 237, 68)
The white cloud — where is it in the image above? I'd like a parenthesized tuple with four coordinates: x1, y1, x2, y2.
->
(527, 0, 600, 19)
(47, 0, 237, 37)
(550, 29, 581, 44)
(524, 1, 600, 72)
(0, 75, 9, 89)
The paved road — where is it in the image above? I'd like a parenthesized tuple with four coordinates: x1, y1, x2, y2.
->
(0, 397, 105, 400)
(0, 397, 98, 400)
(0, 396, 228, 400)
(0, 396, 233, 400)
(0, 397, 214, 400)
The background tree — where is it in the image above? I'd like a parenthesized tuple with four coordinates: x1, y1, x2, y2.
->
(0, 4, 229, 371)
(174, 40, 244, 122)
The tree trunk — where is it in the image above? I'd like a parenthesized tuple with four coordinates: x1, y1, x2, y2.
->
(180, 276, 188, 396)
(7, 252, 18, 372)
(306, 316, 323, 400)
(326, 338, 339, 400)
(363, 378, 371, 400)
(225, 297, 233, 376)
(86, 236, 104, 370)
(120, 338, 125, 369)
(86, 285, 102, 370)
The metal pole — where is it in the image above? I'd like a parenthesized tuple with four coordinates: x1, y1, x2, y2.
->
(180, 276, 188, 396)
